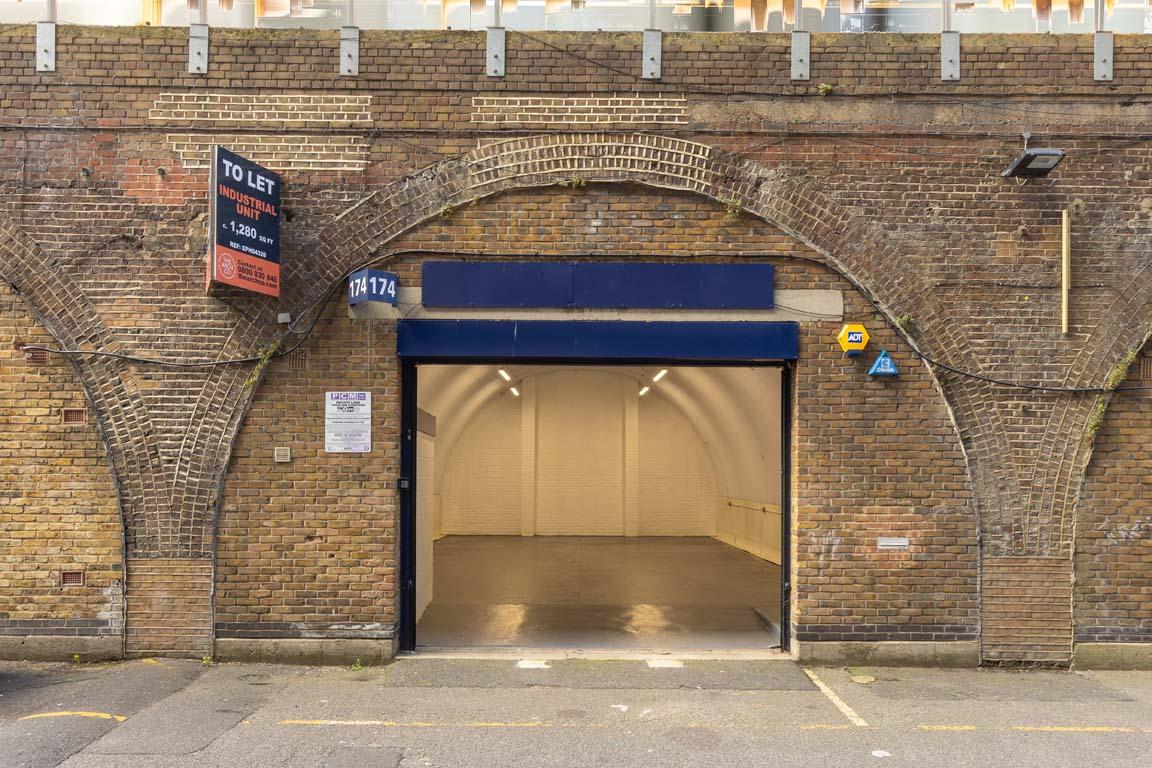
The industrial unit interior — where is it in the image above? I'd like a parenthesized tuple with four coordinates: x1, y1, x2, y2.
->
(413, 363, 784, 652)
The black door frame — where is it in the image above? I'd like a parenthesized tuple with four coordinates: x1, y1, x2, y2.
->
(397, 357, 795, 654)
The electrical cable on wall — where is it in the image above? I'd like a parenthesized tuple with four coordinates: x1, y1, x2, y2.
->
(16, 247, 1152, 394)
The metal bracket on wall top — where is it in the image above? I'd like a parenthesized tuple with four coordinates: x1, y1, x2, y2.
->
(940, 31, 960, 81)
(35, 22, 56, 73)
(487, 27, 506, 78)
(790, 30, 810, 81)
(340, 26, 360, 76)
(188, 23, 209, 74)
(1094, 31, 1114, 82)
(642, 29, 662, 80)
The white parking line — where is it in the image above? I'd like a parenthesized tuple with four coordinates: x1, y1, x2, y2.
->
(802, 668, 869, 727)
(516, 660, 551, 669)
(645, 659, 685, 669)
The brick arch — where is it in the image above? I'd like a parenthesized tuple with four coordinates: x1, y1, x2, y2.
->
(0, 213, 134, 643)
(302, 132, 1008, 543)
(0, 210, 266, 561)
(301, 132, 1139, 662)
(1037, 264, 1152, 556)
(0, 213, 152, 544)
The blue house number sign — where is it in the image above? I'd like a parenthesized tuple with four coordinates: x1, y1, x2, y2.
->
(348, 269, 398, 306)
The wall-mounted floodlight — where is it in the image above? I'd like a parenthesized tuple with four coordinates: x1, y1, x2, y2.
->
(1002, 148, 1066, 179)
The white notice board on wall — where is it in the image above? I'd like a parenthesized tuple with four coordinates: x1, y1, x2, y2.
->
(325, 391, 372, 453)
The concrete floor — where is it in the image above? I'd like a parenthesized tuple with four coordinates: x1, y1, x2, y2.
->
(416, 536, 781, 650)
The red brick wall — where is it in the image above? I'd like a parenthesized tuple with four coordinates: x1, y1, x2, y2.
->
(793, 291, 979, 644)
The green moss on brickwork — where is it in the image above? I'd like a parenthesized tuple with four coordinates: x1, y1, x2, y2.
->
(1105, 349, 1138, 391)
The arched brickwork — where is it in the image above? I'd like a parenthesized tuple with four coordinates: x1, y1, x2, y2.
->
(0, 212, 268, 657)
(301, 133, 1006, 546)
(0, 215, 127, 657)
(292, 133, 1147, 663)
(0, 214, 149, 533)
(1074, 339, 1152, 650)
(215, 182, 980, 660)
(7, 134, 1150, 662)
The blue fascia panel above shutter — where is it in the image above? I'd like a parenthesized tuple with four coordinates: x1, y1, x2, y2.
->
(420, 262, 774, 309)
(573, 263, 774, 309)
(397, 320, 798, 361)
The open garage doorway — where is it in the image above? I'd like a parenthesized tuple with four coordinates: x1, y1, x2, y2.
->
(401, 361, 790, 655)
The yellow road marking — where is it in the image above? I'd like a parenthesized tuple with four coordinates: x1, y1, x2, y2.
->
(802, 669, 869, 728)
(278, 718, 1152, 735)
(281, 719, 550, 728)
(282, 720, 396, 726)
(1011, 726, 1139, 734)
(800, 724, 855, 730)
(19, 711, 127, 723)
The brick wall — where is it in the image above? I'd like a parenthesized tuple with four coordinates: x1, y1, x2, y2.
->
(215, 314, 398, 643)
(125, 558, 211, 657)
(793, 291, 979, 646)
(215, 187, 977, 646)
(0, 283, 123, 655)
(1075, 346, 1152, 646)
(1, 26, 1152, 662)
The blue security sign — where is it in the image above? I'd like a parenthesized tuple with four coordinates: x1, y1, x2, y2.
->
(868, 349, 900, 377)
(349, 269, 398, 306)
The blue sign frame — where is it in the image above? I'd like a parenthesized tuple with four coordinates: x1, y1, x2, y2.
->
(397, 320, 798, 361)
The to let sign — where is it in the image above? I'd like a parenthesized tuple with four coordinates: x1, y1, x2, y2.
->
(207, 146, 282, 297)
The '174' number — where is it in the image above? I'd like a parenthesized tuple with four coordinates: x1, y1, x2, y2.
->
(350, 274, 397, 302)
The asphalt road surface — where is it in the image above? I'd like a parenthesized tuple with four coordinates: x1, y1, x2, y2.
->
(2, 656, 1152, 767)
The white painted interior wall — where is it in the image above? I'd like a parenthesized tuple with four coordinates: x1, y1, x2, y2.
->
(418, 365, 782, 562)
(638, 394, 716, 536)
(439, 393, 521, 534)
(534, 371, 630, 535)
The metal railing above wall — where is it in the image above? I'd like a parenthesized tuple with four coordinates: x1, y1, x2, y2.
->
(0, 0, 1142, 33)
(4, 0, 1125, 82)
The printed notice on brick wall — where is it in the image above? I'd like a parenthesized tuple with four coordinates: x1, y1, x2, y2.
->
(325, 392, 371, 453)
(207, 146, 281, 297)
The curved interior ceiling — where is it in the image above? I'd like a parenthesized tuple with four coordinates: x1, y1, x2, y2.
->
(417, 364, 782, 506)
